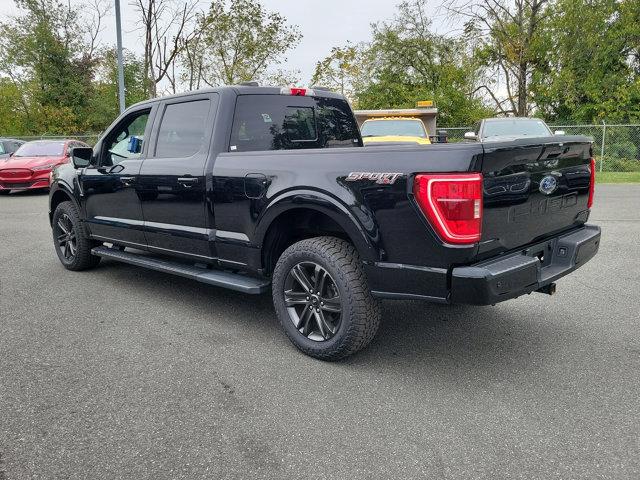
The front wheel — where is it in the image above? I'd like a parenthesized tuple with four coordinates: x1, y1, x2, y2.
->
(52, 201, 101, 271)
(272, 237, 381, 360)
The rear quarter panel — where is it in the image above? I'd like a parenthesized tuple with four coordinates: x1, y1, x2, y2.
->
(210, 143, 484, 272)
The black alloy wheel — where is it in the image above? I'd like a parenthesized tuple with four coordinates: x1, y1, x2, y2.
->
(55, 213, 77, 261)
(272, 236, 382, 360)
(284, 261, 342, 342)
(51, 201, 101, 271)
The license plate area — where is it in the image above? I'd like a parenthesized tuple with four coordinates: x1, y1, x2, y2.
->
(524, 240, 555, 267)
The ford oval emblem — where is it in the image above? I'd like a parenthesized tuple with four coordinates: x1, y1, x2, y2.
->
(539, 175, 558, 195)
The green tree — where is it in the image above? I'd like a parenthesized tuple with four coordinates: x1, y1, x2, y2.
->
(351, 0, 492, 126)
(311, 44, 363, 100)
(184, 0, 302, 87)
(0, 0, 101, 134)
(86, 49, 148, 132)
(450, 0, 550, 117)
(531, 0, 640, 123)
(0, 79, 28, 135)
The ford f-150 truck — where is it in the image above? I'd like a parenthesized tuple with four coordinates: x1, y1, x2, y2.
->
(49, 85, 600, 360)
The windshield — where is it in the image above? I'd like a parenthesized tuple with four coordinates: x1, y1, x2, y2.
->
(14, 141, 65, 157)
(361, 119, 427, 138)
(482, 119, 551, 139)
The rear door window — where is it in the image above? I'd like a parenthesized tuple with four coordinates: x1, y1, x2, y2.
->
(230, 95, 360, 152)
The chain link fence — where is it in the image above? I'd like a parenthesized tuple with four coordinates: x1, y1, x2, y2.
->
(444, 124, 640, 172)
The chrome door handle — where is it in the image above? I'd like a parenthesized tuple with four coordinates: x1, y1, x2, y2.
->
(120, 176, 135, 186)
(178, 177, 199, 188)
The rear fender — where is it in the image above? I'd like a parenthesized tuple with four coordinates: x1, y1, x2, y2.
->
(255, 189, 378, 263)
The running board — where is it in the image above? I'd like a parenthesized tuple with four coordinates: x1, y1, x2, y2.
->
(91, 246, 270, 294)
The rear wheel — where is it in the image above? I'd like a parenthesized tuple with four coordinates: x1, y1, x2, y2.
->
(272, 236, 381, 360)
(0, 190, 10, 195)
(52, 201, 101, 271)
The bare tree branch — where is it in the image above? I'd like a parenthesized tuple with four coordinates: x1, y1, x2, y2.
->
(131, 0, 197, 96)
(86, 0, 110, 61)
(447, 0, 549, 116)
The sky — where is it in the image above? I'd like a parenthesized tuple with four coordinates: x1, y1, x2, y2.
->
(0, 0, 454, 84)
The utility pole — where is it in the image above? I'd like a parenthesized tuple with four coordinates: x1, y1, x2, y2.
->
(115, 0, 126, 114)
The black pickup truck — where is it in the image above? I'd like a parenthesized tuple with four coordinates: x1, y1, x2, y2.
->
(49, 86, 600, 359)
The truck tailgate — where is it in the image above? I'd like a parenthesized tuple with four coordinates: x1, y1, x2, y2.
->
(478, 136, 593, 259)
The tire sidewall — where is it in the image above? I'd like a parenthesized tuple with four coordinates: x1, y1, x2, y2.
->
(52, 202, 83, 269)
(272, 241, 355, 355)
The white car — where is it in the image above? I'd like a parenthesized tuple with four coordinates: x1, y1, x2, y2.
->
(464, 118, 565, 142)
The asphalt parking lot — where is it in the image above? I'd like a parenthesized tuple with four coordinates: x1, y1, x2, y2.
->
(0, 185, 638, 479)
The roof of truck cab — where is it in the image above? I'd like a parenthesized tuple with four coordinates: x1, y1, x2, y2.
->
(128, 85, 347, 110)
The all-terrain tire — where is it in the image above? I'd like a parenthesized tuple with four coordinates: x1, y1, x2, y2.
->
(272, 236, 381, 360)
(52, 201, 101, 271)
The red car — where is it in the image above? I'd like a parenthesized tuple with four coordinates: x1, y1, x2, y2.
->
(0, 139, 88, 194)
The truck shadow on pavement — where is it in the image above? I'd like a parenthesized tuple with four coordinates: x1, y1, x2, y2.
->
(94, 259, 551, 373)
(353, 299, 548, 375)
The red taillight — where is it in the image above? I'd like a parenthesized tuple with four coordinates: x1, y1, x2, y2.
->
(588, 157, 596, 208)
(413, 173, 483, 244)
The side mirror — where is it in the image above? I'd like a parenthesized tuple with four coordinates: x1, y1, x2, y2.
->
(554, 130, 565, 135)
(464, 131, 477, 140)
(70, 146, 93, 168)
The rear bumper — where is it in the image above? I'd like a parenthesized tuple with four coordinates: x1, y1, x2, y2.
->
(366, 224, 600, 305)
(450, 224, 600, 305)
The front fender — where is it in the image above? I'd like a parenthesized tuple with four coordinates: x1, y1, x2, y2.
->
(49, 165, 81, 225)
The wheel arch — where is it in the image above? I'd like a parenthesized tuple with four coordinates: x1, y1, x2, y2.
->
(49, 184, 79, 226)
(256, 192, 377, 275)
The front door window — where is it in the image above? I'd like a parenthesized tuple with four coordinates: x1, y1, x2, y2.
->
(102, 111, 150, 166)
